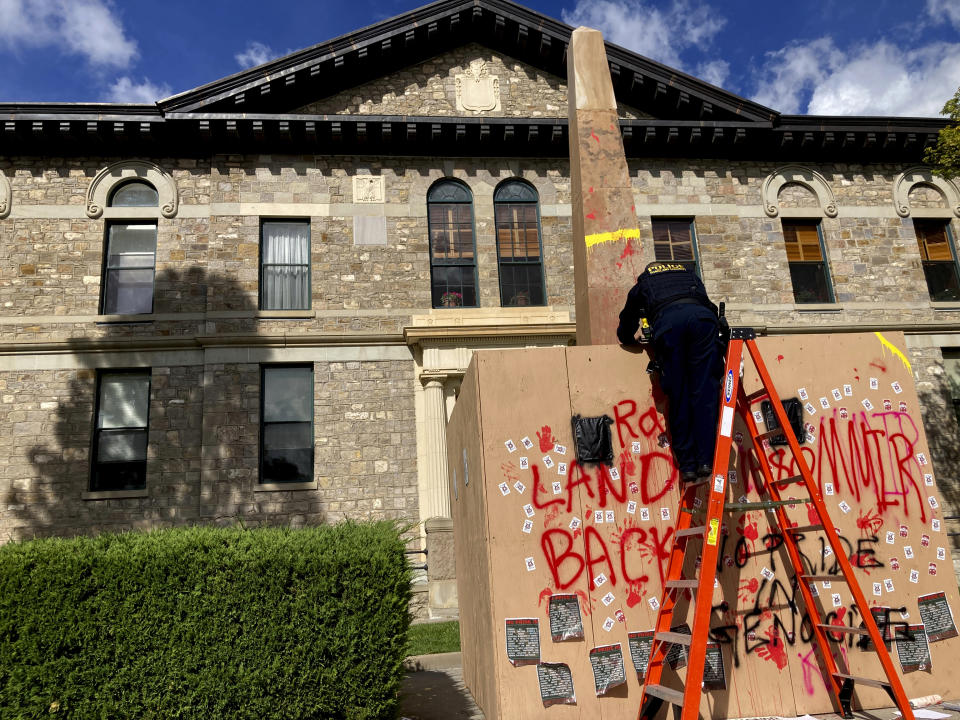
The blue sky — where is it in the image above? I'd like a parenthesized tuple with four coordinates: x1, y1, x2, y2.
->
(1, 0, 959, 116)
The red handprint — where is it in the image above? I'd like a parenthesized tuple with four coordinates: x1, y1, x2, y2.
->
(738, 577, 760, 603)
(537, 425, 556, 453)
(755, 625, 789, 670)
(856, 507, 883, 537)
(544, 504, 562, 528)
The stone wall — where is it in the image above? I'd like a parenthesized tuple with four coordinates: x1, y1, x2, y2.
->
(0, 358, 417, 543)
(294, 43, 651, 120)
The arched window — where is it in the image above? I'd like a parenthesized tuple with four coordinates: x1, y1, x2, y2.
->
(102, 180, 158, 315)
(494, 180, 545, 306)
(109, 180, 159, 207)
(428, 179, 477, 308)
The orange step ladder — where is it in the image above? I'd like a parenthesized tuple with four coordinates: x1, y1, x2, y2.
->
(637, 327, 916, 720)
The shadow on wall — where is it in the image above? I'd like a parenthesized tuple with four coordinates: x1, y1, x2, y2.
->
(5, 266, 325, 542)
(918, 383, 960, 533)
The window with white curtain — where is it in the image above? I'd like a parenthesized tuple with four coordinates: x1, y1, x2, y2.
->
(91, 370, 151, 491)
(260, 220, 311, 310)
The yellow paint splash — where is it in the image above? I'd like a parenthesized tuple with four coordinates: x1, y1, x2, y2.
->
(873, 332, 912, 372)
(584, 227, 640, 248)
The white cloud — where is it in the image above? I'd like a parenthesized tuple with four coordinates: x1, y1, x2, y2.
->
(235, 41, 278, 69)
(561, 0, 725, 73)
(696, 60, 730, 89)
(926, 0, 960, 31)
(104, 76, 171, 103)
(753, 36, 960, 116)
(0, 0, 136, 67)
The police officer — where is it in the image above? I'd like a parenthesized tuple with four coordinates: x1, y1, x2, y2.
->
(617, 261, 723, 483)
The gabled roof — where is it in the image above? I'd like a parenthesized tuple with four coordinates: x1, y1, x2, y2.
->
(0, 0, 947, 162)
(158, 0, 775, 122)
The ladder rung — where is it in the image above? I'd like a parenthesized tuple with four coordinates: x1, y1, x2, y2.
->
(683, 477, 710, 488)
(756, 427, 785, 441)
(745, 388, 770, 403)
(802, 575, 847, 582)
(832, 673, 892, 690)
(675, 526, 706, 538)
(644, 684, 684, 705)
(771, 474, 804, 487)
(665, 579, 700, 589)
(726, 498, 810, 511)
(787, 524, 823, 533)
(817, 624, 869, 636)
(655, 631, 692, 646)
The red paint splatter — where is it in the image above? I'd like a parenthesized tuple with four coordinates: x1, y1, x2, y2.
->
(619, 238, 636, 259)
(586, 212, 596, 220)
(777, 354, 784, 363)
(536, 426, 555, 453)
(854, 367, 860, 381)
(870, 361, 887, 373)
(589, 186, 594, 193)
(756, 625, 789, 670)
(616, 262, 622, 269)
(738, 577, 759, 602)
(591, 131, 600, 144)
(856, 507, 883, 537)
(538, 587, 554, 606)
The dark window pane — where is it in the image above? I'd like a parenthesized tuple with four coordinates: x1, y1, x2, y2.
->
(98, 373, 150, 428)
(261, 366, 313, 484)
(789, 262, 832, 303)
(97, 429, 148, 462)
(104, 269, 155, 314)
(923, 262, 960, 301)
(108, 224, 157, 262)
(110, 181, 158, 207)
(652, 219, 697, 273)
(500, 264, 545, 306)
(92, 370, 150, 492)
(431, 266, 477, 307)
(91, 462, 146, 491)
(262, 447, 313, 483)
(263, 422, 313, 451)
(263, 367, 312, 422)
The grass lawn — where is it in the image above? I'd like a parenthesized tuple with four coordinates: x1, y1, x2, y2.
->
(408, 620, 461, 656)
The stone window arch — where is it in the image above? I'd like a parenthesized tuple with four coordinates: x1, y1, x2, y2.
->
(86, 160, 178, 219)
(0, 171, 10, 219)
(762, 165, 838, 218)
(893, 167, 960, 218)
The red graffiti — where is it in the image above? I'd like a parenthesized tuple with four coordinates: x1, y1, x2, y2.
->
(538, 587, 554, 606)
(856, 507, 883, 537)
(536, 426, 556, 453)
(531, 464, 564, 511)
(619, 238, 636, 259)
(798, 649, 828, 695)
(738, 577, 760, 603)
(870, 360, 887, 373)
(755, 625, 789, 670)
(591, 131, 600, 144)
(777, 354, 784, 363)
(587, 212, 597, 220)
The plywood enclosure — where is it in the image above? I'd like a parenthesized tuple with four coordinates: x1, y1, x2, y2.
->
(447, 333, 960, 720)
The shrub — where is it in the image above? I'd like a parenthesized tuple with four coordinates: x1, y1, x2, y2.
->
(0, 522, 411, 720)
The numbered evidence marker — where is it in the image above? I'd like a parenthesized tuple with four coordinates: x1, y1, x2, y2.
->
(525, 557, 536, 571)
(514, 480, 526, 494)
(589, 643, 627, 696)
(521, 436, 533, 449)
(885, 578, 895, 593)
(640, 507, 651, 521)
(843, 384, 853, 396)
(870, 377, 879, 390)
(519, 456, 529, 470)
(505, 618, 540, 666)
(499, 482, 510, 496)
(522, 519, 533, 534)
(660, 507, 671, 521)
(605, 510, 616, 523)
(924, 473, 935, 486)
(504, 439, 517, 452)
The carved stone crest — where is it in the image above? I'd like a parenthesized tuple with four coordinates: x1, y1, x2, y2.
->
(353, 176, 384, 204)
(455, 59, 501, 113)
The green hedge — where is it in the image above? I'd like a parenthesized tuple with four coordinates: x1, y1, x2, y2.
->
(0, 522, 411, 720)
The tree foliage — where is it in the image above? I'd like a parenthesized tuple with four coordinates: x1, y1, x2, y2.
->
(924, 86, 960, 179)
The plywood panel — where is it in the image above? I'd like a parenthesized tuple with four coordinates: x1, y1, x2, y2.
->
(448, 357, 499, 720)
(449, 332, 960, 720)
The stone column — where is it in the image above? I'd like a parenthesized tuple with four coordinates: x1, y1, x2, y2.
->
(420, 375, 451, 519)
(567, 27, 644, 346)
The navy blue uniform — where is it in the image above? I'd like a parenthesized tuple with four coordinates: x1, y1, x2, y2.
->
(617, 262, 723, 475)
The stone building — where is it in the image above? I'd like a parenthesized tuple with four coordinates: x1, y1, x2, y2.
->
(1, 0, 959, 611)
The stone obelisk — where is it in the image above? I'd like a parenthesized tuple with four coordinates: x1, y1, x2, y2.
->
(568, 27, 645, 345)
